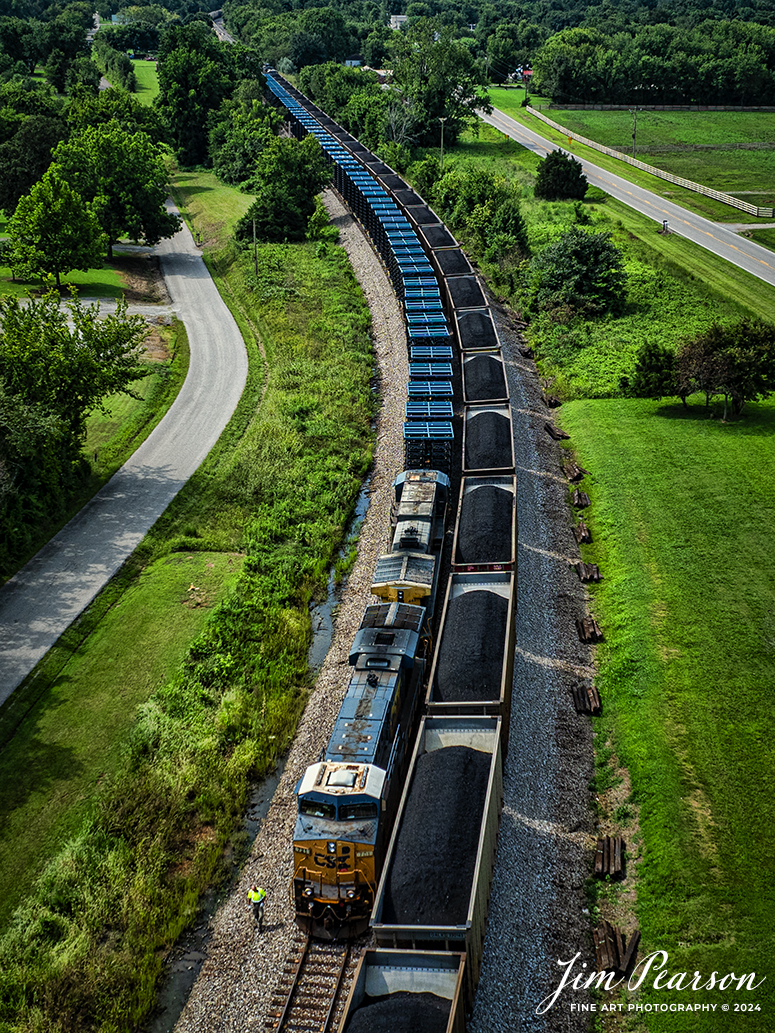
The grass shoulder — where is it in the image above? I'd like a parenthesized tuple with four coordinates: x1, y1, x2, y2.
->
(559, 397, 775, 1025)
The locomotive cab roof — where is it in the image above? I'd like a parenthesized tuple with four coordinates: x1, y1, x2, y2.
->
(298, 761, 385, 802)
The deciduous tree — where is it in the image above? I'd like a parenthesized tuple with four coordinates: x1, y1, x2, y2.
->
(390, 19, 491, 147)
(0, 290, 148, 439)
(237, 136, 331, 243)
(155, 21, 233, 165)
(6, 166, 106, 287)
(525, 227, 626, 316)
(0, 114, 67, 215)
(53, 120, 180, 256)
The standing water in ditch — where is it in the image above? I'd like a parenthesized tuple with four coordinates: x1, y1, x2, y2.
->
(145, 479, 371, 1033)
(308, 478, 371, 669)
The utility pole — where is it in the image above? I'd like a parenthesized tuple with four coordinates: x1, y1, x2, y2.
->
(439, 116, 447, 174)
(630, 107, 638, 159)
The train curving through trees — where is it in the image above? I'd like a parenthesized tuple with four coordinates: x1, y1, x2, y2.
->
(264, 71, 518, 1031)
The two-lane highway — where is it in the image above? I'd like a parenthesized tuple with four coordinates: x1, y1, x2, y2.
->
(482, 106, 775, 290)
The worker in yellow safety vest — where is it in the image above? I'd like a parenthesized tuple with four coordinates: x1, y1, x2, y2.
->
(248, 884, 266, 933)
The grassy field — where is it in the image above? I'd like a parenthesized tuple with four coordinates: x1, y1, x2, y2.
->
(0, 257, 128, 298)
(434, 125, 775, 397)
(0, 550, 243, 926)
(171, 171, 255, 249)
(527, 106, 775, 206)
(0, 175, 375, 1033)
(132, 58, 159, 105)
(560, 397, 775, 1027)
(487, 87, 775, 227)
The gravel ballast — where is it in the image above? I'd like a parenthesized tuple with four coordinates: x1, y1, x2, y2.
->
(464, 354, 507, 402)
(456, 486, 512, 565)
(345, 992, 450, 1033)
(381, 745, 491, 925)
(434, 592, 508, 702)
(465, 411, 511, 470)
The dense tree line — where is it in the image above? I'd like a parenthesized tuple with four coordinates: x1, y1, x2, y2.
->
(624, 321, 775, 417)
(533, 21, 775, 104)
(92, 34, 136, 90)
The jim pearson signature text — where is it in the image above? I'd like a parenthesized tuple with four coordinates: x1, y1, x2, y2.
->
(537, 951, 766, 1014)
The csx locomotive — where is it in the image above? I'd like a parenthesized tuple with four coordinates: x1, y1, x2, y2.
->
(292, 471, 448, 937)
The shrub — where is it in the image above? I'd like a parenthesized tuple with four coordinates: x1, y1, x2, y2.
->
(534, 148, 587, 201)
(524, 227, 626, 317)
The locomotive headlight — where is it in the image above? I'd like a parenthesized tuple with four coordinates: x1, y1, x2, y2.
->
(327, 841, 337, 854)
(303, 887, 313, 897)
(346, 889, 356, 899)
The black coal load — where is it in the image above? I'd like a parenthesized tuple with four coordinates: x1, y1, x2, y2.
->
(456, 486, 512, 565)
(435, 591, 508, 702)
(465, 411, 511, 470)
(345, 992, 450, 1033)
(435, 249, 471, 276)
(465, 354, 507, 402)
(394, 188, 422, 207)
(380, 174, 406, 190)
(368, 162, 393, 176)
(382, 745, 491, 925)
(406, 204, 436, 226)
(458, 310, 498, 350)
(448, 276, 485, 311)
(422, 225, 455, 249)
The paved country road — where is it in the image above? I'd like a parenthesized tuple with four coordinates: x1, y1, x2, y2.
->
(0, 215, 248, 704)
(482, 106, 775, 290)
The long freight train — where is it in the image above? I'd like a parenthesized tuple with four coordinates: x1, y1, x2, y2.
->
(264, 72, 518, 1028)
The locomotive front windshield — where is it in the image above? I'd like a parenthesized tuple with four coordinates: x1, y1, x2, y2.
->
(299, 800, 337, 819)
(339, 801, 378, 821)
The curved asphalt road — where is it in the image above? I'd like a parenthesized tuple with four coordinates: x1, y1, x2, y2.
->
(483, 106, 775, 290)
(0, 214, 248, 703)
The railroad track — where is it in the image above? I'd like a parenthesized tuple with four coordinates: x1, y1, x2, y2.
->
(265, 934, 355, 1033)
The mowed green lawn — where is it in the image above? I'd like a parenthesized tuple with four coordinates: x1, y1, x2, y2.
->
(561, 396, 775, 1026)
(132, 59, 159, 105)
(487, 87, 775, 225)
(0, 551, 243, 926)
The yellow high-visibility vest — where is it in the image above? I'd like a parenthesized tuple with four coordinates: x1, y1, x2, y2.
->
(249, 887, 266, 903)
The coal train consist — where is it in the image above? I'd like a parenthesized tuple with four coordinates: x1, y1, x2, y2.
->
(265, 72, 517, 1030)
